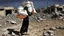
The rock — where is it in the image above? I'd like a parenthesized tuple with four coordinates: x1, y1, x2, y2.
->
(56, 26, 59, 29)
(58, 16, 63, 20)
(43, 30, 55, 36)
(6, 20, 11, 23)
(50, 27, 56, 31)
(39, 17, 43, 21)
(50, 33, 55, 36)
(43, 31, 49, 36)
(0, 24, 2, 27)
(59, 26, 64, 29)
(44, 27, 49, 30)
(6, 20, 17, 24)
(11, 32, 15, 36)
(10, 20, 16, 24)
(47, 30, 54, 34)
(44, 28, 47, 30)
(37, 20, 40, 22)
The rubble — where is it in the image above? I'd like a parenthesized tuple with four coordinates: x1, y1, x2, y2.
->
(49, 27, 57, 31)
(59, 26, 64, 29)
(43, 31, 49, 36)
(0, 24, 2, 27)
(11, 32, 15, 36)
(43, 30, 55, 36)
(6, 20, 17, 24)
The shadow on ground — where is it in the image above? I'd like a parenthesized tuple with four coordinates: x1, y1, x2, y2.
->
(7, 29, 20, 35)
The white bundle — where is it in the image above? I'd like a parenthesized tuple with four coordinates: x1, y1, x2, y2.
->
(18, 6, 28, 16)
(26, 1, 34, 7)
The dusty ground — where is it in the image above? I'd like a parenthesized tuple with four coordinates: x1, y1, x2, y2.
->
(0, 19, 64, 36)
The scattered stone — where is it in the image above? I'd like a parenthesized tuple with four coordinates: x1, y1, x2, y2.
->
(47, 30, 54, 34)
(43, 31, 49, 36)
(44, 27, 49, 30)
(59, 26, 64, 29)
(62, 19, 64, 21)
(49, 27, 56, 31)
(43, 30, 55, 36)
(50, 33, 55, 36)
(39, 17, 43, 21)
(58, 16, 63, 20)
(0, 24, 2, 27)
(6, 20, 11, 23)
(10, 20, 16, 24)
(4, 23, 7, 25)
(56, 26, 59, 29)
(44, 28, 47, 30)
(37, 20, 40, 22)
(11, 32, 15, 36)
(6, 20, 17, 24)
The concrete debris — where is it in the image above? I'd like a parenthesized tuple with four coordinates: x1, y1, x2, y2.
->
(11, 32, 15, 36)
(10, 20, 16, 24)
(55, 26, 64, 30)
(49, 27, 57, 31)
(47, 30, 54, 34)
(0, 14, 22, 28)
(43, 31, 49, 36)
(58, 16, 63, 20)
(59, 26, 64, 29)
(50, 33, 55, 36)
(43, 30, 55, 36)
(6, 20, 17, 24)
(56, 26, 59, 29)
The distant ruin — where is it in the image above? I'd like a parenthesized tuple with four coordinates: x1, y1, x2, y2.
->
(0, 6, 16, 16)
(44, 4, 64, 14)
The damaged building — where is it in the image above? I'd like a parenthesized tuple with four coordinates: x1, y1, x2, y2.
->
(44, 4, 64, 14)
(0, 6, 15, 16)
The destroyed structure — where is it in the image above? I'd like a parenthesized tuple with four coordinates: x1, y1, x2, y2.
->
(0, 6, 16, 16)
(44, 4, 64, 14)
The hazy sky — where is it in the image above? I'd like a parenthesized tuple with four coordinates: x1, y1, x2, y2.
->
(0, 0, 64, 8)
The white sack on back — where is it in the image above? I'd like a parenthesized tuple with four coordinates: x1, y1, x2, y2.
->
(18, 6, 28, 16)
(19, 10, 28, 16)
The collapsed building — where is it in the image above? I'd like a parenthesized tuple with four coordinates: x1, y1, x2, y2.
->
(42, 4, 64, 19)
(0, 6, 16, 16)
(44, 4, 64, 14)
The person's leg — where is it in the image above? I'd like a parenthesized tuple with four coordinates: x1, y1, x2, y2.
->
(20, 16, 29, 34)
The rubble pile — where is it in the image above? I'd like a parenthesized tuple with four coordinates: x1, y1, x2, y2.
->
(43, 30, 55, 36)
(0, 14, 21, 27)
(43, 26, 64, 36)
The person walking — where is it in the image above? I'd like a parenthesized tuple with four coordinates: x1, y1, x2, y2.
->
(17, 0, 37, 35)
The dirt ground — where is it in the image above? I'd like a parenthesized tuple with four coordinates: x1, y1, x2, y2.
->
(0, 19, 64, 36)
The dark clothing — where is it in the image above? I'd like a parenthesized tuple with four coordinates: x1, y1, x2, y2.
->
(20, 6, 32, 34)
(20, 16, 29, 34)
